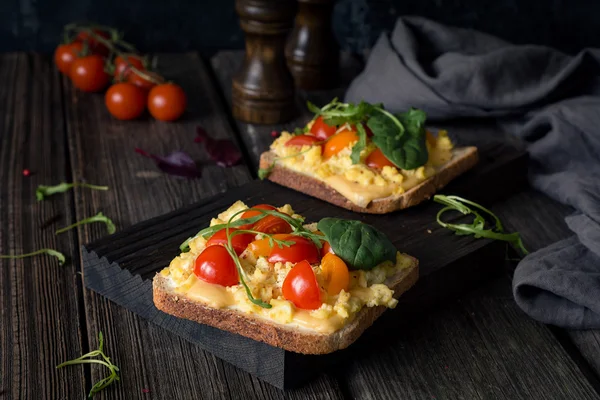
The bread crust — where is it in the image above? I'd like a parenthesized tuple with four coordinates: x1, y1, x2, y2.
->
(259, 147, 478, 214)
(153, 256, 418, 354)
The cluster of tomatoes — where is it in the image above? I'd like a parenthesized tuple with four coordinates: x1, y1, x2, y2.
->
(194, 204, 351, 310)
(54, 26, 186, 122)
(286, 116, 395, 169)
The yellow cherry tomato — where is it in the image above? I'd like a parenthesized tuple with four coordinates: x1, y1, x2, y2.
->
(321, 253, 350, 295)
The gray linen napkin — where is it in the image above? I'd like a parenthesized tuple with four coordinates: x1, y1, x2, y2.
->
(345, 16, 600, 328)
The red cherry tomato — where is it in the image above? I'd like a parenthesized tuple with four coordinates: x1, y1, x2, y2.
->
(114, 54, 145, 79)
(76, 29, 110, 56)
(310, 116, 337, 140)
(321, 241, 334, 258)
(105, 83, 146, 120)
(282, 260, 322, 310)
(70, 55, 110, 92)
(241, 204, 277, 220)
(365, 148, 395, 169)
(285, 135, 321, 147)
(147, 83, 187, 121)
(206, 228, 255, 255)
(253, 215, 293, 235)
(54, 42, 83, 75)
(127, 70, 163, 91)
(268, 236, 320, 264)
(194, 246, 238, 287)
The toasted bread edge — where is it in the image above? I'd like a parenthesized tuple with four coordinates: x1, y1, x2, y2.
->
(259, 147, 479, 214)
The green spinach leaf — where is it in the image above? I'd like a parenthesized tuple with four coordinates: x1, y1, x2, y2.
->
(367, 108, 428, 170)
(317, 218, 397, 270)
(350, 123, 368, 164)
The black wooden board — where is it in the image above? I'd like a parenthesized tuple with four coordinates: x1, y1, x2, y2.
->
(82, 141, 527, 389)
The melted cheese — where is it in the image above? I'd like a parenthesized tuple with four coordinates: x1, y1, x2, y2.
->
(325, 176, 394, 208)
(179, 275, 346, 334)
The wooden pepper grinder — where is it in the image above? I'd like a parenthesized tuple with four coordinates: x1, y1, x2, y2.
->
(285, 0, 339, 90)
(232, 0, 296, 124)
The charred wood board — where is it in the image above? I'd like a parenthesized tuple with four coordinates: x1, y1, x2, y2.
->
(82, 142, 527, 389)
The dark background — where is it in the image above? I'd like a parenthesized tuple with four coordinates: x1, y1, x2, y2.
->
(1, 0, 596, 54)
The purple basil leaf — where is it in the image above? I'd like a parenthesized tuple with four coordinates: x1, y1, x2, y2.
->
(195, 126, 242, 167)
(135, 148, 201, 179)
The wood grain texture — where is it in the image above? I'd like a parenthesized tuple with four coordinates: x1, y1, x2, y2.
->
(0, 54, 86, 399)
(342, 277, 600, 400)
(62, 52, 343, 399)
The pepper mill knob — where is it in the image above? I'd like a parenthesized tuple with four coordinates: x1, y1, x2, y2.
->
(285, 0, 339, 90)
(232, 0, 296, 124)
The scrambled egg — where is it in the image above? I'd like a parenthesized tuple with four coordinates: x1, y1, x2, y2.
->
(160, 201, 414, 333)
(269, 129, 454, 207)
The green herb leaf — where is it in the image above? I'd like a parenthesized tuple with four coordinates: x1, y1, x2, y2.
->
(55, 212, 116, 235)
(36, 182, 108, 201)
(293, 126, 308, 135)
(0, 248, 66, 265)
(317, 218, 396, 270)
(57, 331, 120, 398)
(350, 123, 368, 164)
(433, 195, 529, 256)
(368, 108, 429, 170)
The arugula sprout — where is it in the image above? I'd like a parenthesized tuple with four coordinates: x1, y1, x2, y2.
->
(0, 248, 66, 265)
(36, 182, 108, 201)
(56, 212, 116, 235)
(434, 195, 529, 256)
(57, 331, 120, 398)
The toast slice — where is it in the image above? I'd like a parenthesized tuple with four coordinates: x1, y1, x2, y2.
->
(259, 146, 478, 214)
(153, 256, 418, 355)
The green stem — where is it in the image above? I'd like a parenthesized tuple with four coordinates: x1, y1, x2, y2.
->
(0, 248, 66, 265)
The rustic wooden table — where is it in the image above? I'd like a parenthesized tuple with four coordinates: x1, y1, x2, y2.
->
(1, 51, 600, 400)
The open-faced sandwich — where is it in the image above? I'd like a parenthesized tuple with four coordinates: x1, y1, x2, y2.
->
(259, 99, 478, 214)
(153, 201, 418, 354)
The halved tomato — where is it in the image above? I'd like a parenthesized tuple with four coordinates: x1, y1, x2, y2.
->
(285, 135, 321, 147)
(282, 260, 322, 310)
(206, 228, 255, 255)
(321, 253, 350, 295)
(268, 236, 319, 264)
(365, 148, 395, 169)
(323, 129, 359, 159)
(247, 233, 292, 258)
(310, 116, 337, 140)
(194, 245, 239, 287)
(253, 215, 293, 235)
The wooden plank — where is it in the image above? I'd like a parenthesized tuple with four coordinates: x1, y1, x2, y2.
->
(342, 277, 600, 400)
(0, 54, 86, 399)
(62, 52, 343, 399)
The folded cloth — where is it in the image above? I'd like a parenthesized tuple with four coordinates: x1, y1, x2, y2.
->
(345, 16, 600, 329)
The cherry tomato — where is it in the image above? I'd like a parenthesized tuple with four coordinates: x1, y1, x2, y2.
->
(114, 54, 145, 79)
(247, 234, 292, 258)
(365, 148, 395, 169)
(206, 228, 255, 255)
(285, 135, 321, 147)
(321, 253, 350, 295)
(194, 245, 238, 287)
(147, 83, 187, 122)
(282, 260, 322, 310)
(321, 241, 334, 258)
(76, 29, 110, 56)
(70, 55, 110, 92)
(268, 236, 320, 264)
(253, 215, 293, 235)
(128, 70, 163, 91)
(323, 129, 359, 159)
(104, 83, 146, 120)
(54, 42, 83, 75)
(241, 204, 277, 220)
(310, 116, 336, 140)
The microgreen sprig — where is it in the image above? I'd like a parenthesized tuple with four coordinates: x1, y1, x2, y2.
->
(36, 182, 108, 201)
(55, 212, 116, 235)
(434, 195, 529, 256)
(0, 248, 66, 265)
(57, 331, 120, 398)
